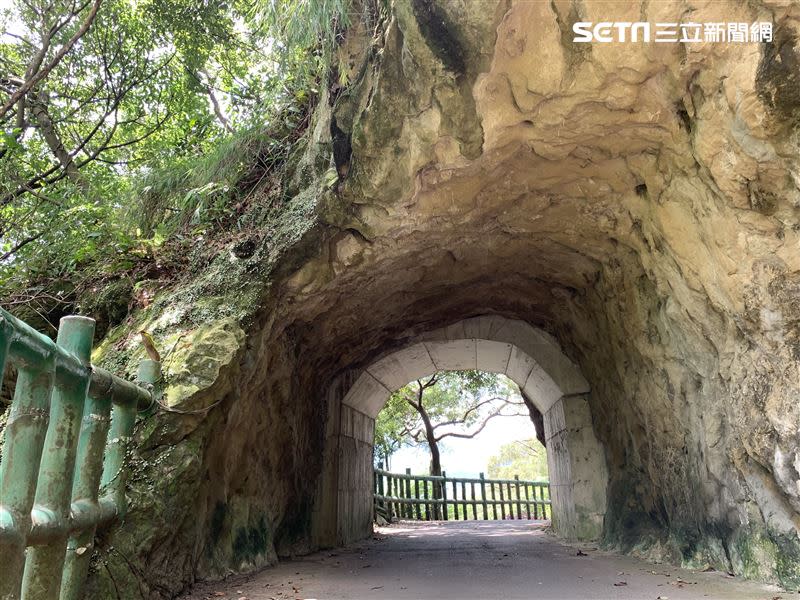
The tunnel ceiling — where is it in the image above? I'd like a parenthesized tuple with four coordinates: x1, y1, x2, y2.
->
(265, 0, 800, 586)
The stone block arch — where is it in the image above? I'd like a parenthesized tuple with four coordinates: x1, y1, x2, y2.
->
(311, 316, 609, 546)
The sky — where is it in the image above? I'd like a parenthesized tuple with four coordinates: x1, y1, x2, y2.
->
(385, 412, 538, 478)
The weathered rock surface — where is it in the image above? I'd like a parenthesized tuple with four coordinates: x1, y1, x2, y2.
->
(84, 1, 800, 596)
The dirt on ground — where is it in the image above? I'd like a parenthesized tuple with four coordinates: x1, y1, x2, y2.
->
(180, 521, 785, 600)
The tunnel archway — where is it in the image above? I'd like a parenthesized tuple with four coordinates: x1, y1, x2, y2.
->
(312, 315, 608, 547)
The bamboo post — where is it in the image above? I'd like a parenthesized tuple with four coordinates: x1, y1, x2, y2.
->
(479, 473, 488, 520)
(460, 481, 468, 519)
(62, 360, 160, 600)
(490, 481, 498, 519)
(0, 333, 54, 600)
(441, 472, 448, 520)
(506, 481, 514, 518)
(22, 316, 95, 600)
(515, 475, 522, 520)
(532, 483, 538, 519)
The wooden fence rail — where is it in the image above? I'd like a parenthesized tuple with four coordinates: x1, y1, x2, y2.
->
(374, 467, 550, 522)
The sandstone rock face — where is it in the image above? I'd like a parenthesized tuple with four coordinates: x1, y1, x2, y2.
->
(86, 0, 800, 595)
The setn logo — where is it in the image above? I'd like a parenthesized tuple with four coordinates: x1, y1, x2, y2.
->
(572, 21, 773, 43)
(573, 22, 650, 42)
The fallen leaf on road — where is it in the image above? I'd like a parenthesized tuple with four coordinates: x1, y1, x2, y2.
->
(576, 550, 588, 556)
(613, 581, 628, 587)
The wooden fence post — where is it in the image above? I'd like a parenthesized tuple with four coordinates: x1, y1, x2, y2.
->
(403, 468, 411, 519)
(541, 484, 548, 519)
(523, 481, 531, 519)
(515, 475, 522, 520)
(441, 471, 448, 520)
(413, 476, 421, 520)
(479, 473, 488, 520)
(470, 481, 477, 519)
(377, 464, 385, 518)
(453, 478, 460, 520)
(422, 477, 430, 520)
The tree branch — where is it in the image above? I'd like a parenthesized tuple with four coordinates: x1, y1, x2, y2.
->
(0, 0, 103, 121)
(1, 229, 47, 261)
(434, 403, 521, 442)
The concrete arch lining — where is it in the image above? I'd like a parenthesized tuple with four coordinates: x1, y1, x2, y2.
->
(316, 315, 608, 547)
(341, 315, 590, 418)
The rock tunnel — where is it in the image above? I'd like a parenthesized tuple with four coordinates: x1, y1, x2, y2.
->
(76, 1, 800, 597)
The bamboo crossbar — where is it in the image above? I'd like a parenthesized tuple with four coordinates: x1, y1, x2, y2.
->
(0, 308, 158, 600)
(374, 467, 551, 522)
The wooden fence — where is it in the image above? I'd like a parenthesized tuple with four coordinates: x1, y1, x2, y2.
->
(374, 467, 550, 522)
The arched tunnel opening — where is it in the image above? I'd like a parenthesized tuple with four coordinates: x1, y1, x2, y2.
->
(319, 316, 607, 546)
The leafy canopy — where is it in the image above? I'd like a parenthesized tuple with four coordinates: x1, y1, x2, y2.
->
(374, 371, 524, 468)
(487, 439, 548, 481)
(0, 0, 354, 327)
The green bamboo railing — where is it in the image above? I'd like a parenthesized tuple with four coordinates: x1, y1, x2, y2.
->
(0, 308, 158, 600)
(374, 467, 550, 522)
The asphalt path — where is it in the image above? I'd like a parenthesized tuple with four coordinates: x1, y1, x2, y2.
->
(182, 520, 784, 600)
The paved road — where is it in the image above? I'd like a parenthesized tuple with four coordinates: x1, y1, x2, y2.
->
(183, 521, 783, 600)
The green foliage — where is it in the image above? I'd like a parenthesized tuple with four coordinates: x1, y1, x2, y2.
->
(487, 439, 548, 481)
(251, 0, 351, 55)
(374, 371, 521, 467)
(374, 390, 409, 467)
(0, 0, 352, 329)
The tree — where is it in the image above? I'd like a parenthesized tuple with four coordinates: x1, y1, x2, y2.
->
(487, 439, 548, 481)
(379, 371, 526, 472)
(0, 0, 357, 327)
(378, 371, 527, 518)
(374, 391, 408, 470)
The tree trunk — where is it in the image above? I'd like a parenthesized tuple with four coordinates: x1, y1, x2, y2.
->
(417, 404, 443, 518)
(29, 91, 88, 192)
